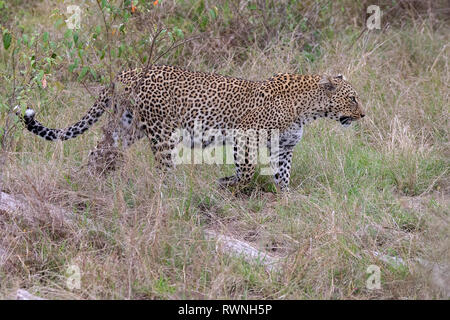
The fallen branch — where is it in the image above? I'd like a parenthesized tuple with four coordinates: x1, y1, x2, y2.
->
(16, 289, 45, 300)
(0, 191, 101, 233)
(1, 191, 72, 225)
(205, 229, 283, 272)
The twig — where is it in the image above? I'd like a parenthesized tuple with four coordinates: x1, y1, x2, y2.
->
(80, 81, 97, 100)
(147, 25, 165, 68)
(95, 0, 113, 84)
(347, 27, 368, 51)
(153, 34, 204, 65)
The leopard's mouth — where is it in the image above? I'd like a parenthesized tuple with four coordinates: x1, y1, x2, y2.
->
(339, 116, 353, 127)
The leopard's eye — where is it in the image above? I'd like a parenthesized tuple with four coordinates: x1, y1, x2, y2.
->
(350, 96, 357, 103)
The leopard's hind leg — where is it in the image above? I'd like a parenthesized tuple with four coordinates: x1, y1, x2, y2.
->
(218, 129, 258, 189)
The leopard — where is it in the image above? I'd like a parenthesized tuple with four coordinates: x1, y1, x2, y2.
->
(16, 65, 365, 191)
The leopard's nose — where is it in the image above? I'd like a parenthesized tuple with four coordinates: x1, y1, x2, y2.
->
(361, 113, 365, 118)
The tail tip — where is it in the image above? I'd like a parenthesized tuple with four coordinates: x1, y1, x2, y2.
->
(25, 109, 36, 118)
(13, 105, 36, 118)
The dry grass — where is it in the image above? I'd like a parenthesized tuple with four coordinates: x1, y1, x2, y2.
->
(0, 1, 449, 299)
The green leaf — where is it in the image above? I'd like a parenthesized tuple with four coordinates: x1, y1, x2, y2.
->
(43, 31, 49, 43)
(22, 34, 29, 47)
(68, 58, 79, 73)
(78, 48, 84, 59)
(54, 18, 64, 29)
(64, 29, 73, 39)
(3, 31, 12, 50)
(123, 11, 130, 22)
(78, 66, 89, 81)
(118, 44, 124, 57)
(90, 68, 97, 79)
(173, 27, 184, 39)
(73, 33, 79, 45)
(209, 8, 217, 20)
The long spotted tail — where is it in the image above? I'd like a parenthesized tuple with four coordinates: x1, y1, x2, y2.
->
(16, 85, 114, 141)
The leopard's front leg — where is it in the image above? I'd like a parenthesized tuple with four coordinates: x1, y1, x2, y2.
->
(270, 147, 294, 192)
(268, 123, 303, 192)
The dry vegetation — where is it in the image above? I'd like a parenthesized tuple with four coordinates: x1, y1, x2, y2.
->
(0, 0, 449, 299)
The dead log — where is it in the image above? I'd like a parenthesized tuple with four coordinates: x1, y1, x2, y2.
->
(16, 289, 45, 300)
(0, 191, 102, 233)
(0, 191, 74, 226)
(205, 229, 283, 272)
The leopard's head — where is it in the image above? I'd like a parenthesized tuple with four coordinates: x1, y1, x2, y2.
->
(319, 75, 365, 127)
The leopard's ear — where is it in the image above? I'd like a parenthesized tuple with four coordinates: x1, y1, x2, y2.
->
(335, 74, 346, 81)
(318, 75, 336, 94)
